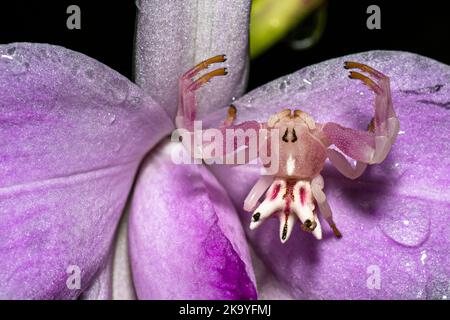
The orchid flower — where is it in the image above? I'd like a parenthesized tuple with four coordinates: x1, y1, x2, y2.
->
(1, 0, 449, 300)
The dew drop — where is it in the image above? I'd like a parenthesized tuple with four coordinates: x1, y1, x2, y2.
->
(109, 78, 129, 104)
(420, 250, 427, 265)
(85, 69, 95, 80)
(380, 205, 430, 247)
(279, 79, 291, 92)
(135, 0, 142, 10)
(128, 96, 141, 107)
(0, 54, 29, 75)
(6, 47, 16, 55)
(71, 64, 80, 76)
(108, 112, 116, 124)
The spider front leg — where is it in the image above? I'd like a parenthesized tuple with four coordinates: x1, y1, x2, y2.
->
(345, 61, 400, 162)
(176, 56, 263, 164)
(322, 62, 400, 179)
(243, 175, 274, 212)
(176, 55, 228, 131)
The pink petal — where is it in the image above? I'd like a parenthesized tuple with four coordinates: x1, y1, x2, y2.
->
(210, 51, 450, 299)
(0, 43, 173, 299)
(128, 141, 257, 299)
(135, 0, 251, 119)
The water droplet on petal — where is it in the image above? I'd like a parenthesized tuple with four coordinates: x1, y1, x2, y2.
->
(85, 69, 95, 80)
(135, 0, 142, 10)
(109, 78, 129, 104)
(420, 250, 427, 265)
(6, 47, 16, 55)
(0, 54, 29, 75)
(108, 112, 116, 124)
(128, 95, 141, 107)
(380, 203, 430, 247)
(279, 79, 291, 92)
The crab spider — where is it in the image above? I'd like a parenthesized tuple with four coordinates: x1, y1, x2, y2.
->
(176, 55, 399, 243)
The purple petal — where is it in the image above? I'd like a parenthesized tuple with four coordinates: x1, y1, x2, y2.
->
(128, 141, 257, 299)
(0, 43, 173, 299)
(210, 51, 450, 299)
(80, 254, 113, 300)
(135, 0, 251, 119)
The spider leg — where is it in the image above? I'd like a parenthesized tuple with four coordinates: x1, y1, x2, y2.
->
(326, 149, 368, 180)
(249, 179, 286, 231)
(243, 175, 274, 212)
(278, 211, 297, 243)
(311, 175, 342, 238)
(175, 56, 265, 165)
(291, 180, 322, 240)
(344, 61, 399, 146)
(321, 62, 399, 168)
(176, 55, 227, 130)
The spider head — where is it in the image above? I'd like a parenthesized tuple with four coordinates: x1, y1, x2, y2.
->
(268, 109, 316, 130)
(268, 109, 317, 145)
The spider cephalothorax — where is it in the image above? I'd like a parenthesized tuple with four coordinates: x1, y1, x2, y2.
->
(176, 55, 399, 243)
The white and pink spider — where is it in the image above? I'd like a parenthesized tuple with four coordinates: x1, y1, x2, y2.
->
(176, 55, 400, 242)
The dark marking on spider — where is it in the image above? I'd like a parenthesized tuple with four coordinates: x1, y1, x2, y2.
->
(282, 128, 289, 142)
(292, 129, 298, 143)
(252, 212, 260, 222)
(282, 218, 288, 240)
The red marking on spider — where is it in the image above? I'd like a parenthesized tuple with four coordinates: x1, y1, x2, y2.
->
(270, 184, 281, 200)
(300, 187, 306, 206)
(284, 198, 291, 213)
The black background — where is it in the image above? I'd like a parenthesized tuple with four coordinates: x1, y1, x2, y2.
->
(0, 0, 448, 91)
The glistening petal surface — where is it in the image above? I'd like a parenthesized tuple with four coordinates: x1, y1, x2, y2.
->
(128, 141, 257, 299)
(0, 43, 173, 299)
(210, 51, 450, 299)
(135, 0, 251, 119)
